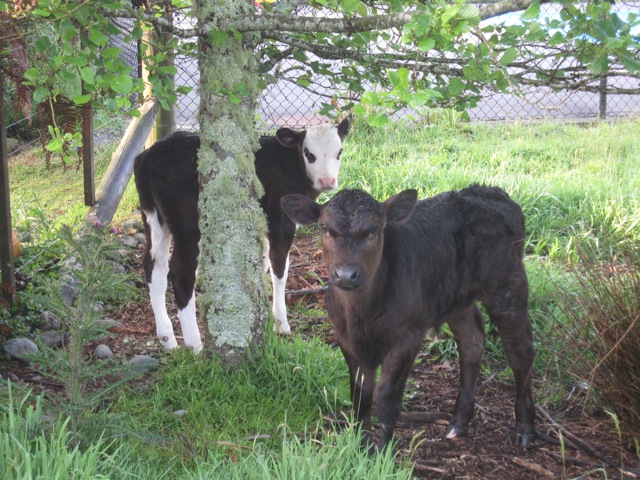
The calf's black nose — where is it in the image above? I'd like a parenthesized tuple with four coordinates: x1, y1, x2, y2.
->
(332, 265, 363, 290)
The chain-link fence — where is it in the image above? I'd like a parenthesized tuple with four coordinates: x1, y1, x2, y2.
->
(163, 3, 640, 131)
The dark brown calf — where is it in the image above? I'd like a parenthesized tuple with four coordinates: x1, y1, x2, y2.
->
(281, 185, 536, 452)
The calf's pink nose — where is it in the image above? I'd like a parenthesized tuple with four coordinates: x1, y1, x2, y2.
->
(318, 177, 337, 190)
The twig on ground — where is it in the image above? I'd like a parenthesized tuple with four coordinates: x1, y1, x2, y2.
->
(536, 405, 640, 477)
(512, 456, 555, 477)
(286, 286, 328, 297)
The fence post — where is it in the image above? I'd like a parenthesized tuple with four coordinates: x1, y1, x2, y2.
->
(598, 75, 607, 120)
(142, 10, 176, 147)
(0, 75, 16, 308)
(87, 99, 158, 224)
(82, 82, 95, 207)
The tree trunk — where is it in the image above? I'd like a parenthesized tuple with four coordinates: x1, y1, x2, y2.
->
(194, 0, 268, 364)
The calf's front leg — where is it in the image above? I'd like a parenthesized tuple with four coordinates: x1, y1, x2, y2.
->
(375, 343, 422, 451)
(343, 351, 377, 451)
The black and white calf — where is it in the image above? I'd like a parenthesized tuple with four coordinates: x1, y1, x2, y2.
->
(134, 119, 350, 353)
(282, 185, 535, 451)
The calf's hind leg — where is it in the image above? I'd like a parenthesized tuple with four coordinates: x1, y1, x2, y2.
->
(266, 224, 296, 335)
(485, 270, 536, 446)
(445, 305, 486, 439)
(143, 209, 178, 350)
(170, 230, 202, 353)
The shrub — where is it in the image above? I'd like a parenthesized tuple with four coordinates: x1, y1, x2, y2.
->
(552, 255, 640, 443)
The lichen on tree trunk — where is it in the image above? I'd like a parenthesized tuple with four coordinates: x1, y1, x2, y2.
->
(194, 0, 268, 364)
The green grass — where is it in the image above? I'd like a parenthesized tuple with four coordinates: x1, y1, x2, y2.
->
(4, 118, 640, 477)
(341, 120, 640, 261)
(113, 334, 349, 464)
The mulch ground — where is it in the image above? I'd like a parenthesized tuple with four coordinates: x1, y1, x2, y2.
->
(2, 232, 639, 479)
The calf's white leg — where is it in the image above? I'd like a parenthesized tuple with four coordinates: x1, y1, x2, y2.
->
(145, 209, 179, 350)
(177, 292, 202, 353)
(271, 254, 291, 334)
(264, 238, 291, 335)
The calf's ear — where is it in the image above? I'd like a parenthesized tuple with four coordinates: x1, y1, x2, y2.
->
(281, 194, 321, 225)
(336, 115, 351, 139)
(384, 189, 418, 225)
(276, 128, 306, 148)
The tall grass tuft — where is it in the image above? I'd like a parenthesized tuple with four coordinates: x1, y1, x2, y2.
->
(0, 384, 136, 479)
(550, 254, 640, 443)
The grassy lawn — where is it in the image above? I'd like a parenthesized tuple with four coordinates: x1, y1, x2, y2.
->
(2, 118, 639, 478)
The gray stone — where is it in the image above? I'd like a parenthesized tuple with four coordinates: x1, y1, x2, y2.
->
(120, 218, 143, 232)
(126, 355, 160, 367)
(38, 331, 66, 349)
(40, 311, 62, 331)
(94, 344, 114, 360)
(60, 272, 80, 306)
(120, 235, 138, 248)
(6, 372, 19, 382)
(124, 355, 161, 375)
(134, 233, 147, 245)
(6, 137, 19, 153)
(99, 317, 124, 330)
(173, 410, 188, 417)
(2, 338, 39, 363)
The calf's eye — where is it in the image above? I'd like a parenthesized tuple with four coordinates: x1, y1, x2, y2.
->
(304, 147, 317, 163)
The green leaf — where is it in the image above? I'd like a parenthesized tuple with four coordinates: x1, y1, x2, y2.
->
(618, 52, 640, 74)
(458, 4, 480, 23)
(33, 87, 50, 104)
(0, 2, 9, 13)
(353, 104, 367, 115)
(588, 54, 609, 75)
(499, 47, 518, 66)
(210, 30, 228, 47)
(34, 36, 52, 55)
(60, 20, 78, 42)
(341, 0, 362, 14)
(72, 94, 92, 105)
(361, 91, 381, 106)
(604, 37, 626, 49)
(89, 27, 109, 47)
(80, 67, 95, 85)
(66, 56, 88, 67)
(407, 92, 434, 107)
(521, 1, 540, 20)
(110, 75, 133, 95)
(46, 137, 65, 152)
(100, 47, 122, 59)
(367, 112, 389, 127)
(417, 38, 435, 52)
(448, 77, 465, 96)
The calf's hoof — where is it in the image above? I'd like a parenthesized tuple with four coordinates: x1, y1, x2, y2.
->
(445, 424, 468, 440)
(514, 431, 536, 448)
(273, 320, 291, 335)
(159, 335, 179, 350)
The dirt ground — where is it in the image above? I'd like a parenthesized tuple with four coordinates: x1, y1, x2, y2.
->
(2, 232, 639, 479)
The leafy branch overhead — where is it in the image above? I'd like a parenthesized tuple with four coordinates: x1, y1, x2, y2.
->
(2, 0, 639, 123)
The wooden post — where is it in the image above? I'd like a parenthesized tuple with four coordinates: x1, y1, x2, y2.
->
(87, 99, 157, 224)
(0, 75, 16, 307)
(82, 95, 95, 206)
(142, 10, 176, 148)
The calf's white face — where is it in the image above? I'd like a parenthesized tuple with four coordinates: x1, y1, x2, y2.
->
(302, 124, 345, 192)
